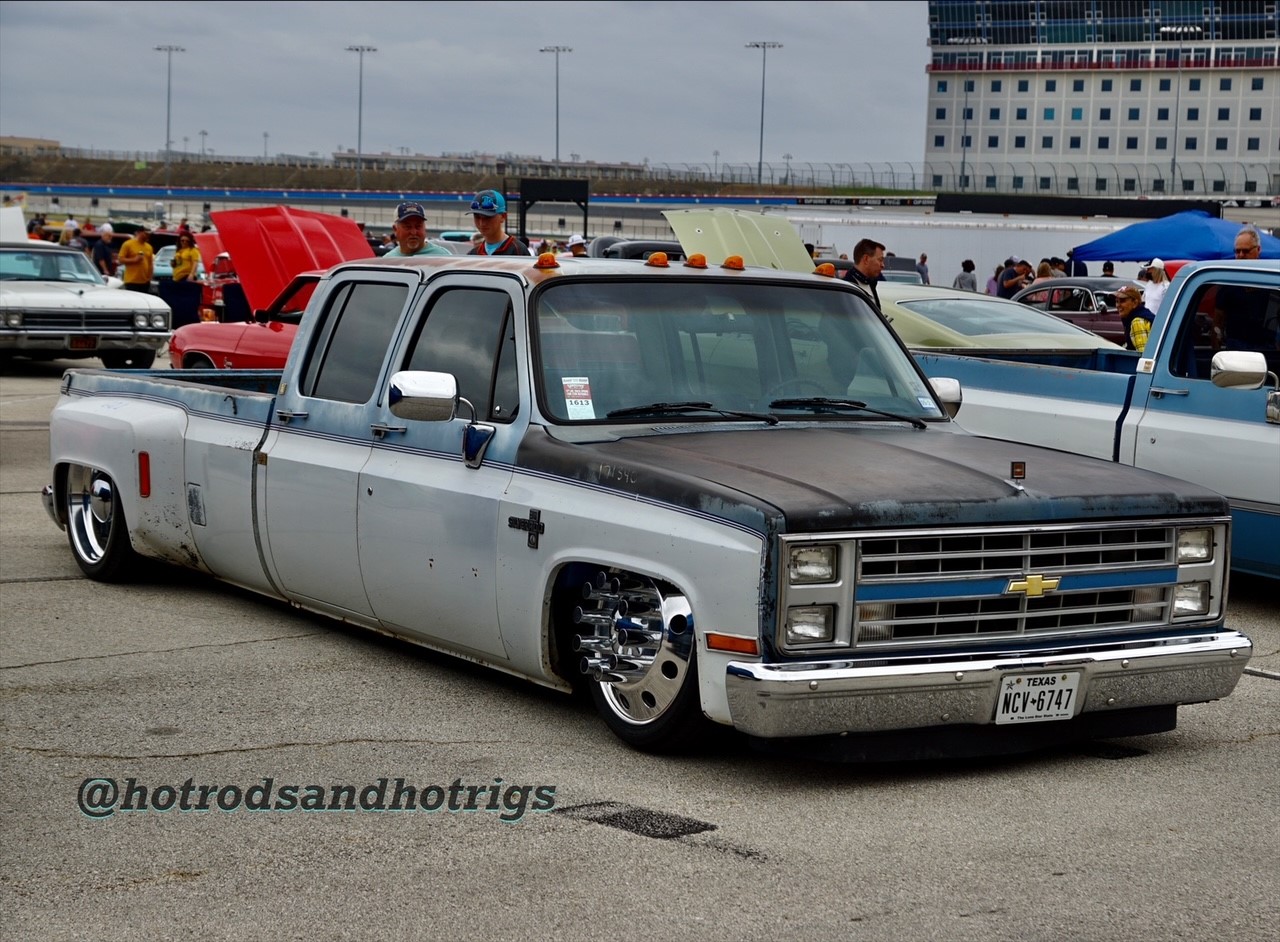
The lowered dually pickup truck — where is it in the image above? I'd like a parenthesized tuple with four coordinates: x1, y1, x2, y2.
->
(914, 258, 1279, 580)
(44, 252, 1251, 757)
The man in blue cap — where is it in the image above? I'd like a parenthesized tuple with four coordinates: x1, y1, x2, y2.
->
(468, 189, 529, 256)
(384, 201, 450, 257)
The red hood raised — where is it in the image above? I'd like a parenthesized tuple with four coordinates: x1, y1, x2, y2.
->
(208, 206, 373, 312)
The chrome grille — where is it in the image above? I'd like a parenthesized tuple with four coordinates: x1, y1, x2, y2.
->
(860, 525, 1174, 577)
(18, 311, 142, 330)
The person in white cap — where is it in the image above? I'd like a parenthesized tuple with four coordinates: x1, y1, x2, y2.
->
(91, 223, 116, 277)
(1144, 258, 1169, 313)
(566, 234, 588, 257)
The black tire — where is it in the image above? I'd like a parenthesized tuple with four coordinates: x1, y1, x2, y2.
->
(573, 572, 707, 753)
(100, 349, 156, 370)
(64, 465, 140, 582)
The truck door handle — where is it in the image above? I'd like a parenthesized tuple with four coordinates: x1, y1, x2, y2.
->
(1149, 387, 1189, 398)
(370, 423, 407, 438)
(275, 409, 310, 423)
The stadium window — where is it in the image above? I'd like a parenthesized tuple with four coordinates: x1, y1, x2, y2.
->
(1012, 176, 1024, 190)
(987, 135, 999, 147)
(1251, 77, 1264, 91)
(1159, 78, 1171, 92)
(1157, 108, 1169, 121)
(1014, 135, 1026, 148)
(1187, 108, 1199, 121)
(1039, 177, 1051, 190)
(1153, 179, 1166, 192)
(1043, 107, 1055, 120)
(1098, 135, 1110, 149)
(962, 135, 972, 147)
(963, 107, 973, 120)
(937, 80, 948, 93)
(1017, 79, 1029, 92)
(1249, 108, 1262, 120)
(1128, 108, 1140, 120)
(1189, 78, 1201, 91)
(1215, 138, 1229, 151)
(991, 79, 1002, 92)
(1099, 107, 1111, 120)
(1066, 177, 1079, 191)
(1045, 79, 1057, 92)
(1184, 136, 1197, 151)
(1016, 107, 1028, 120)
(1212, 180, 1226, 192)
(1041, 136, 1053, 148)
(1247, 137, 1260, 151)
(1123, 178, 1136, 192)
(985, 175, 997, 189)
(964, 79, 975, 93)
(1245, 181, 1258, 192)
(1071, 107, 1083, 120)
(989, 107, 1000, 120)
(1095, 178, 1107, 192)
(1218, 108, 1230, 120)
(1219, 78, 1232, 91)
(932, 174, 943, 187)
(1069, 136, 1082, 149)
(1126, 137, 1139, 150)
(933, 135, 945, 147)
(1129, 78, 1141, 92)
(1072, 79, 1084, 92)
(1101, 79, 1112, 92)
(1155, 136, 1168, 150)
(936, 108, 947, 120)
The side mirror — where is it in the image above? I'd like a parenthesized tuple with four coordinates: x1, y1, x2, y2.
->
(1210, 350, 1269, 390)
(388, 370, 458, 422)
(929, 376, 962, 418)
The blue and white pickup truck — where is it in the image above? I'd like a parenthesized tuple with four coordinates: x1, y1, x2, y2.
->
(43, 251, 1251, 758)
(915, 258, 1279, 580)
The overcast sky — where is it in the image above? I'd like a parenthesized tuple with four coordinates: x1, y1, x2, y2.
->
(0, 0, 929, 171)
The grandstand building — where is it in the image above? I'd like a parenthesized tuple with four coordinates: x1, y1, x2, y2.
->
(924, 1, 1279, 196)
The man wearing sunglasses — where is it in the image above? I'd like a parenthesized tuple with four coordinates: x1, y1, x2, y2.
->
(467, 190, 530, 257)
(1115, 285, 1154, 353)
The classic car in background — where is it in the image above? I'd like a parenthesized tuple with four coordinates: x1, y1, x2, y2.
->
(877, 282, 1123, 351)
(1010, 277, 1139, 344)
(0, 240, 170, 369)
(169, 273, 318, 369)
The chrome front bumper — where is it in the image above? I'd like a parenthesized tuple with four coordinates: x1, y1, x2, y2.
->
(724, 632, 1252, 739)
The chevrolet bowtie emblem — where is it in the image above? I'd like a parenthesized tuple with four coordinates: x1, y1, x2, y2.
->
(1007, 574, 1061, 597)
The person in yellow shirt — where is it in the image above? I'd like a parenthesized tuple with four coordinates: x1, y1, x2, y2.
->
(117, 227, 155, 292)
(171, 233, 202, 282)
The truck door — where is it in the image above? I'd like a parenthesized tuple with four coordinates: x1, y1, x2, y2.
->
(1129, 274, 1280, 577)
(356, 277, 522, 659)
(259, 274, 417, 618)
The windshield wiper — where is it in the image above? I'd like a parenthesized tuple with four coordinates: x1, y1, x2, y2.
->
(769, 397, 928, 430)
(607, 400, 779, 425)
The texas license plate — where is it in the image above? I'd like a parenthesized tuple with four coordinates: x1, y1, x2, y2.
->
(69, 336, 99, 350)
(994, 672, 1081, 725)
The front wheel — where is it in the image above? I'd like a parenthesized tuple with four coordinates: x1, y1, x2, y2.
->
(574, 571, 706, 752)
(64, 465, 139, 581)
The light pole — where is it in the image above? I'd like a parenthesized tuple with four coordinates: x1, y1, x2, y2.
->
(783, 152, 792, 185)
(745, 41, 782, 187)
(346, 45, 377, 189)
(263, 131, 269, 159)
(539, 46, 572, 162)
(1160, 25, 1203, 193)
(154, 44, 184, 188)
(199, 129, 208, 161)
(713, 149, 719, 178)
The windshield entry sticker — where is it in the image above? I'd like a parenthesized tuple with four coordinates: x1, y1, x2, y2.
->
(562, 377, 596, 420)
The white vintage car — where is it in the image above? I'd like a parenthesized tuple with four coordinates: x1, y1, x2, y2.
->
(0, 240, 171, 369)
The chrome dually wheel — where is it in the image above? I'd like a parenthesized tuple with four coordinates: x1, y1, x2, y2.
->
(65, 464, 138, 581)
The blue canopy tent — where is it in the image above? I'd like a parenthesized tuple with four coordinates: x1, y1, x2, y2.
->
(1069, 210, 1280, 262)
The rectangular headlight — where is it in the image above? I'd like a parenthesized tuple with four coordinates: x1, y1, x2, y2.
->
(786, 605, 835, 644)
(788, 544, 836, 585)
(1173, 581, 1210, 618)
(1177, 527, 1214, 563)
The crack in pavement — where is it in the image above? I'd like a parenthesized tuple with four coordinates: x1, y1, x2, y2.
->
(0, 632, 321, 670)
(7, 737, 529, 760)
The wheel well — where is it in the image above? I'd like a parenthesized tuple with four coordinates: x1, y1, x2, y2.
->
(183, 352, 216, 369)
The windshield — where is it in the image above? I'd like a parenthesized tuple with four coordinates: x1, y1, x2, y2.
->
(534, 279, 942, 423)
(0, 247, 105, 286)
